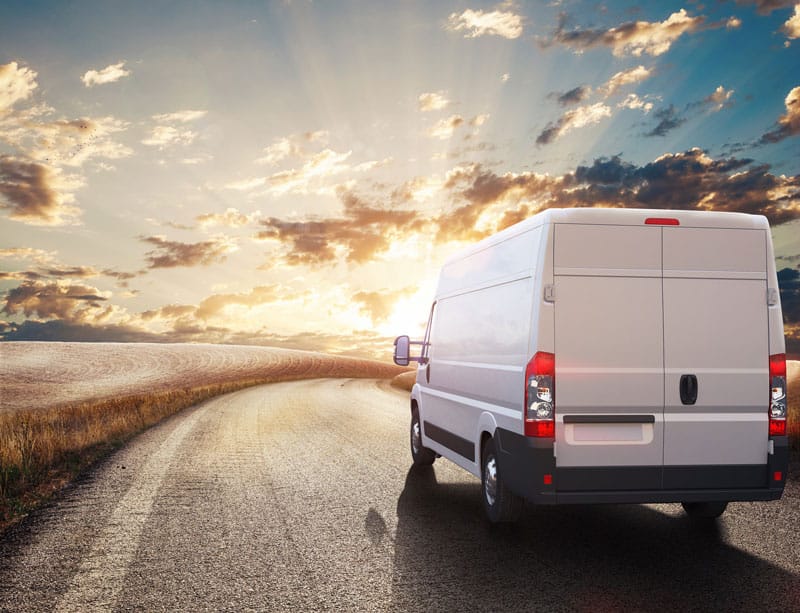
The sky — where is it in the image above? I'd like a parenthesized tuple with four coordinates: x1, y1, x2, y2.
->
(0, 0, 799, 359)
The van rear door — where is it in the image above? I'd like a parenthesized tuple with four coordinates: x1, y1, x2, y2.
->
(553, 224, 664, 489)
(662, 227, 769, 488)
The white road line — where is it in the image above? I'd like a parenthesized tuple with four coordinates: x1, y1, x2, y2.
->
(54, 404, 207, 613)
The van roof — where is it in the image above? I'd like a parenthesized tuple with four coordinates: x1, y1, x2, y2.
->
(442, 207, 769, 267)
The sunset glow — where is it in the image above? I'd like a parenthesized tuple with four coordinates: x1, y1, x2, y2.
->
(1, 1, 799, 358)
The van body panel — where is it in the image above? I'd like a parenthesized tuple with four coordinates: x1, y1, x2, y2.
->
(661, 228, 770, 469)
(408, 208, 786, 507)
(553, 224, 665, 469)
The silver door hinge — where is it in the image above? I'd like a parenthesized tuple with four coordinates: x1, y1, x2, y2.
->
(553, 442, 557, 458)
(544, 284, 556, 303)
(767, 288, 779, 306)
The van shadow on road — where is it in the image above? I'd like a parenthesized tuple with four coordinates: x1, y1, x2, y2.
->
(392, 465, 800, 612)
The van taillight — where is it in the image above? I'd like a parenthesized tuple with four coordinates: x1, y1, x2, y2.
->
(769, 353, 787, 437)
(525, 352, 555, 437)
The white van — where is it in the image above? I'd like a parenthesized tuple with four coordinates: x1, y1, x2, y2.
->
(394, 208, 788, 522)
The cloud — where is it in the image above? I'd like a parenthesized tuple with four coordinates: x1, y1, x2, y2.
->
(618, 93, 654, 113)
(353, 288, 409, 324)
(81, 61, 131, 87)
(266, 148, 352, 195)
(645, 104, 686, 137)
(760, 85, 800, 143)
(256, 187, 423, 265)
(429, 114, 465, 139)
(2, 280, 110, 322)
(196, 207, 261, 228)
(0, 108, 131, 168)
(256, 130, 328, 165)
(782, 5, 800, 38)
(0, 156, 82, 225)
(142, 109, 206, 149)
(536, 102, 611, 144)
(152, 110, 207, 123)
(704, 85, 735, 111)
(555, 85, 592, 106)
(0, 61, 38, 111)
(418, 91, 450, 112)
(141, 125, 197, 148)
(598, 65, 653, 96)
(547, 9, 707, 57)
(447, 8, 523, 39)
(140, 235, 237, 268)
(441, 149, 800, 238)
(735, 0, 795, 15)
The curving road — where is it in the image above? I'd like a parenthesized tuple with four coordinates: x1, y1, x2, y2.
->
(1, 379, 799, 611)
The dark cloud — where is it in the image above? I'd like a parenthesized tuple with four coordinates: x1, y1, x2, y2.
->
(141, 235, 235, 268)
(554, 86, 592, 106)
(2, 280, 108, 320)
(777, 267, 800, 357)
(443, 149, 800, 230)
(645, 105, 687, 137)
(0, 319, 164, 343)
(256, 188, 423, 266)
(734, 0, 795, 15)
(0, 156, 78, 224)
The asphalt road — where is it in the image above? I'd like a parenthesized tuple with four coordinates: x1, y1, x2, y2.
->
(1, 378, 799, 612)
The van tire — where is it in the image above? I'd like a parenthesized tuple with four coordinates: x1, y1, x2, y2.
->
(410, 409, 436, 466)
(681, 501, 728, 519)
(481, 437, 523, 523)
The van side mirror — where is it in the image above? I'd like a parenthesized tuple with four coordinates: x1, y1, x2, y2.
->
(393, 335, 411, 366)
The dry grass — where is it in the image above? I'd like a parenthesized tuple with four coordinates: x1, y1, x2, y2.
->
(0, 342, 405, 530)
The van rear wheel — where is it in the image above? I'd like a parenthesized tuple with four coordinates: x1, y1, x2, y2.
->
(481, 437, 523, 523)
(681, 501, 728, 519)
(410, 409, 436, 466)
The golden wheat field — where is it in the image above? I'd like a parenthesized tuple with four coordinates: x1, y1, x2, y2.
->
(0, 341, 405, 525)
(0, 342, 402, 412)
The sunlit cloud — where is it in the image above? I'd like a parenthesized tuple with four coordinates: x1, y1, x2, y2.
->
(81, 61, 131, 87)
(418, 91, 450, 111)
(704, 85, 735, 111)
(0, 156, 83, 225)
(782, 5, 800, 39)
(618, 93, 655, 112)
(0, 61, 38, 111)
(760, 85, 800, 143)
(536, 102, 611, 144)
(353, 288, 409, 324)
(598, 65, 653, 96)
(447, 7, 524, 39)
(140, 235, 238, 268)
(142, 109, 206, 149)
(547, 9, 708, 57)
(196, 207, 261, 228)
(255, 130, 329, 165)
(256, 187, 423, 265)
(152, 109, 207, 123)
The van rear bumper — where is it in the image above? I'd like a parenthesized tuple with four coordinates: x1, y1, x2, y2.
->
(495, 428, 787, 506)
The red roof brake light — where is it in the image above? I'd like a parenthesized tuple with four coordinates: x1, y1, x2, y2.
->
(645, 217, 680, 225)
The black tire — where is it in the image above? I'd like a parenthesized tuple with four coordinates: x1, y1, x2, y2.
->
(681, 501, 728, 519)
(410, 409, 436, 466)
(481, 437, 524, 523)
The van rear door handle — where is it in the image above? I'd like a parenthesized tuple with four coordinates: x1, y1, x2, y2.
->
(679, 374, 698, 405)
